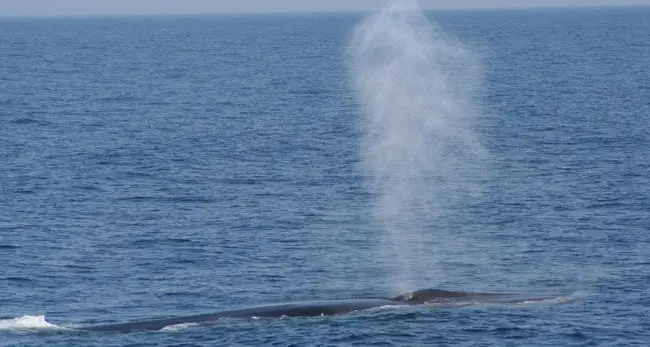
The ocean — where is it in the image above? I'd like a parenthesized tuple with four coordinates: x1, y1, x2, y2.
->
(1, 3, 649, 346)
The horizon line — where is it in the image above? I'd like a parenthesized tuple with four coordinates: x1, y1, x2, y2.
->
(1, 3, 648, 20)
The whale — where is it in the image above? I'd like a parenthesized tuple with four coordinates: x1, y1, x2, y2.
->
(80, 288, 562, 332)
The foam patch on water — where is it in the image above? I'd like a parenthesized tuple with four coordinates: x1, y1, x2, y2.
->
(0, 315, 65, 331)
(362, 304, 407, 314)
(159, 322, 198, 332)
(516, 294, 577, 305)
(458, 294, 577, 308)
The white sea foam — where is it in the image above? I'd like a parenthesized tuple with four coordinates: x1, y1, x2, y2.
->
(0, 315, 65, 331)
(365, 304, 408, 313)
(515, 294, 577, 305)
(159, 322, 197, 332)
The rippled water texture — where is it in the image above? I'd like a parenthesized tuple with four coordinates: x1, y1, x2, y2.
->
(1, 4, 649, 346)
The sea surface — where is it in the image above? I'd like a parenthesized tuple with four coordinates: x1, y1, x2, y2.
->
(1, 5, 649, 346)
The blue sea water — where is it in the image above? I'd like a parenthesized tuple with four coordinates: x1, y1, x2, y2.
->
(1, 5, 649, 346)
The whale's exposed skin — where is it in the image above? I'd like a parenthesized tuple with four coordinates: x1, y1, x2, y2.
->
(80, 289, 562, 332)
(81, 299, 397, 332)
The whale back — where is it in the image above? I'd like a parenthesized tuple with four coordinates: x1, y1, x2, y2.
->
(390, 288, 499, 303)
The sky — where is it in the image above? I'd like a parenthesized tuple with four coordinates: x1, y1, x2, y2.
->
(1, 0, 648, 17)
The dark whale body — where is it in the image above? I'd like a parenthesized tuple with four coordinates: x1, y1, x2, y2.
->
(81, 288, 561, 332)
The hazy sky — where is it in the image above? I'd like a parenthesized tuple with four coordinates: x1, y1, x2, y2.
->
(1, 0, 648, 17)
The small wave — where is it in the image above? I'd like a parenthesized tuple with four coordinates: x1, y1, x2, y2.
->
(288, 88, 332, 96)
(9, 118, 51, 126)
(0, 315, 65, 331)
(1, 277, 35, 283)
